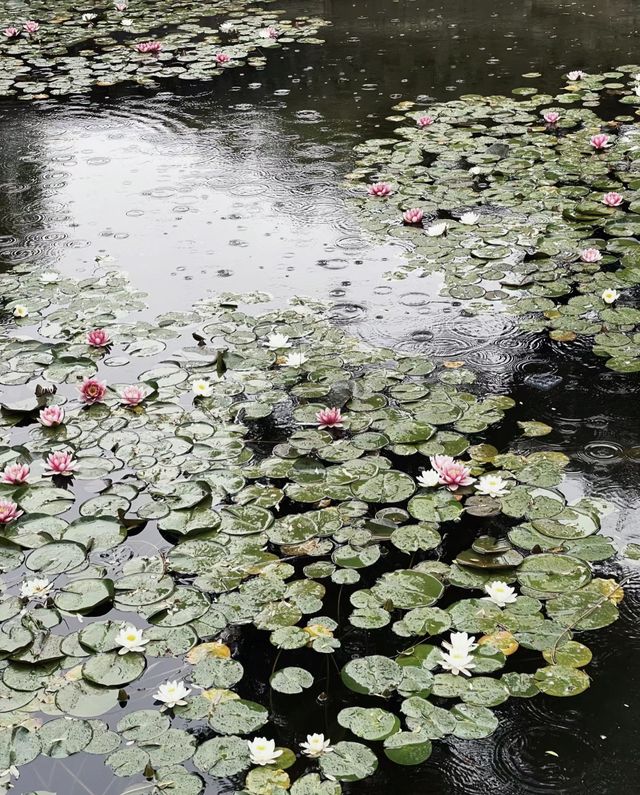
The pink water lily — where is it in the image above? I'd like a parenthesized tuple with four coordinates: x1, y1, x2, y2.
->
(87, 328, 111, 347)
(215, 53, 230, 65)
(23, 21, 39, 34)
(114, 2, 128, 10)
(3, 27, 19, 38)
(567, 70, 586, 81)
(590, 133, 611, 151)
(403, 208, 424, 225)
(135, 41, 162, 54)
(543, 111, 560, 124)
(316, 407, 344, 429)
(367, 182, 393, 197)
(2, 463, 30, 485)
(260, 26, 280, 39)
(580, 248, 603, 263)
(417, 115, 434, 127)
(430, 454, 475, 491)
(39, 405, 65, 427)
(121, 385, 145, 407)
(602, 191, 623, 207)
(44, 450, 76, 477)
(0, 500, 22, 524)
(79, 377, 107, 404)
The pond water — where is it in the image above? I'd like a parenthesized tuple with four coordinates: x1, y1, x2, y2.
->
(1, 0, 640, 793)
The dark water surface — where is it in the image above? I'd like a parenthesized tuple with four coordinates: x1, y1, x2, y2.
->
(2, 0, 640, 793)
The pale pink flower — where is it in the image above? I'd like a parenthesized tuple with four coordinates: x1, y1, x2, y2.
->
(602, 191, 623, 207)
(2, 463, 30, 485)
(417, 116, 434, 127)
(79, 377, 107, 404)
(260, 26, 280, 39)
(580, 248, 603, 263)
(0, 500, 22, 524)
(121, 385, 145, 407)
(114, 2, 128, 10)
(429, 454, 475, 491)
(590, 133, 611, 151)
(44, 450, 76, 477)
(135, 41, 162, 54)
(403, 208, 424, 224)
(543, 111, 560, 124)
(39, 405, 65, 427)
(567, 70, 586, 81)
(3, 27, 19, 38)
(23, 21, 39, 34)
(367, 182, 393, 197)
(215, 53, 231, 65)
(316, 407, 344, 429)
(86, 328, 111, 347)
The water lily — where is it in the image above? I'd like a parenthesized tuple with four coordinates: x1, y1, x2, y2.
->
(316, 407, 343, 429)
(417, 469, 440, 488)
(567, 70, 586, 80)
(265, 333, 291, 350)
(459, 212, 479, 225)
(580, 248, 603, 263)
(121, 17, 133, 26)
(3, 27, 19, 39)
(87, 328, 111, 347)
(602, 191, 623, 207)
(282, 352, 308, 367)
(484, 580, 517, 607)
(300, 733, 333, 758)
(417, 115, 434, 127)
(259, 26, 280, 39)
(430, 454, 475, 490)
(590, 133, 611, 150)
(114, 2, 128, 10)
(601, 288, 619, 304)
(23, 21, 39, 34)
(12, 305, 28, 318)
(367, 182, 393, 197)
(219, 21, 237, 34)
(135, 41, 162, 54)
(0, 500, 22, 524)
(215, 53, 231, 65)
(44, 450, 76, 477)
(39, 406, 64, 427)
(40, 271, 60, 284)
(154, 680, 191, 708)
(403, 208, 424, 224)
(115, 625, 148, 654)
(79, 378, 107, 404)
(443, 631, 478, 654)
(425, 221, 448, 237)
(475, 473, 509, 498)
(191, 379, 213, 398)
(1, 463, 30, 485)
(543, 110, 560, 124)
(121, 385, 145, 407)
(20, 578, 52, 600)
(439, 647, 476, 677)
(81, 13, 97, 22)
(247, 738, 282, 766)
(634, 85, 640, 97)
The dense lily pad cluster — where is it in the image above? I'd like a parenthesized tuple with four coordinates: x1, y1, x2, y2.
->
(0, 263, 625, 791)
(348, 66, 640, 371)
(0, 0, 327, 99)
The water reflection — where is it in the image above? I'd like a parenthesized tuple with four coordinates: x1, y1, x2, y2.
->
(3, 0, 640, 792)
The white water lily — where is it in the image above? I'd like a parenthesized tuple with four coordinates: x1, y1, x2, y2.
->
(40, 271, 60, 284)
(154, 679, 191, 708)
(282, 351, 308, 367)
(12, 305, 28, 318)
(459, 211, 479, 225)
(265, 332, 291, 350)
(20, 578, 52, 599)
(439, 647, 476, 677)
(567, 70, 586, 81)
(634, 85, 640, 97)
(417, 469, 440, 488)
(120, 17, 133, 26)
(81, 13, 97, 21)
(300, 733, 333, 758)
(115, 625, 148, 654)
(424, 221, 448, 237)
(475, 474, 510, 498)
(442, 631, 477, 655)
(247, 737, 283, 766)
(601, 288, 619, 304)
(219, 21, 237, 33)
(191, 379, 213, 397)
(484, 580, 518, 607)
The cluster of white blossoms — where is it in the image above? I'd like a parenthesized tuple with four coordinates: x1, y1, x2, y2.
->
(439, 631, 478, 677)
